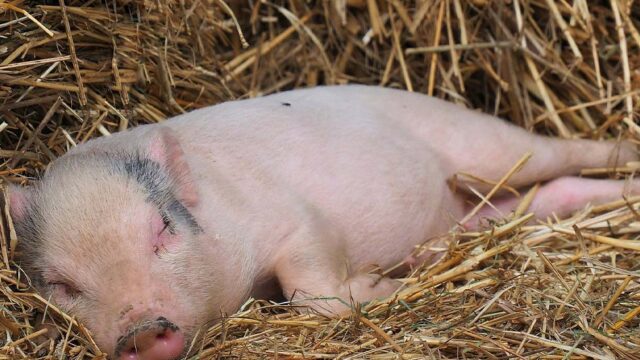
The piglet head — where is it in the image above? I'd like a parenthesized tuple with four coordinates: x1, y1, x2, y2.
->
(10, 127, 221, 360)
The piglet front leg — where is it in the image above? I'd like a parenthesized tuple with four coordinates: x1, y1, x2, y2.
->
(272, 216, 402, 315)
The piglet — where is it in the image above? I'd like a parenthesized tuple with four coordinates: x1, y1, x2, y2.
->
(8, 85, 637, 359)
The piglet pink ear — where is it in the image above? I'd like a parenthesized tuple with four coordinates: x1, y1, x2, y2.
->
(147, 127, 198, 207)
(5, 185, 31, 222)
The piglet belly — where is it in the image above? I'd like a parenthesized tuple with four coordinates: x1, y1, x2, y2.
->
(294, 144, 460, 271)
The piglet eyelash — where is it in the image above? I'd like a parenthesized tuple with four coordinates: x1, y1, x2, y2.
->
(160, 210, 176, 235)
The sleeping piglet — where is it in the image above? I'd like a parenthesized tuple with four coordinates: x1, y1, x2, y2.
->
(7, 85, 638, 359)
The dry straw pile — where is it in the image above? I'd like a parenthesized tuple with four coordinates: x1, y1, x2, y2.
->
(1, 0, 640, 358)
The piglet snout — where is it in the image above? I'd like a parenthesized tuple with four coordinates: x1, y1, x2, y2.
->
(116, 317, 185, 360)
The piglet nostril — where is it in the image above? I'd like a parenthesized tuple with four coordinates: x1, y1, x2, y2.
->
(156, 329, 168, 340)
(122, 347, 139, 360)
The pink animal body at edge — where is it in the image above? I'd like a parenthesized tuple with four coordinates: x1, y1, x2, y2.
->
(8, 85, 638, 359)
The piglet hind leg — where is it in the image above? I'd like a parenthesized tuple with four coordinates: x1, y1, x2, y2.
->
(467, 177, 640, 228)
(273, 222, 401, 316)
(419, 100, 639, 190)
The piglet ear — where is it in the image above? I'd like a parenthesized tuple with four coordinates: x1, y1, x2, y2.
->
(146, 127, 198, 207)
(5, 185, 32, 222)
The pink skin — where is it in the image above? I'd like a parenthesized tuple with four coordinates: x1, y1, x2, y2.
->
(8, 85, 638, 359)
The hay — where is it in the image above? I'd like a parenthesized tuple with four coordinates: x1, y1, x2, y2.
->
(1, 0, 640, 358)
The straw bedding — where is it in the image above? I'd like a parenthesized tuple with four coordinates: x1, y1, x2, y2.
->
(1, 0, 640, 358)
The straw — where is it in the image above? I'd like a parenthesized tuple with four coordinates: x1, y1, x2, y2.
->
(1, 1, 640, 358)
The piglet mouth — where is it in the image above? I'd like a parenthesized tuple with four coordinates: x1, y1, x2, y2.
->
(114, 317, 185, 360)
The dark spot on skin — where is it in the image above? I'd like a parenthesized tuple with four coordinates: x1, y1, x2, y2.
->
(281, 102, 291, 107)
(119, 305, 134, 319)
(153, 244, 168, 257)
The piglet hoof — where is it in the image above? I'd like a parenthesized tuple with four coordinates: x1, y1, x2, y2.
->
(333, 275, 402, 315)
(115, 317, 185, 360)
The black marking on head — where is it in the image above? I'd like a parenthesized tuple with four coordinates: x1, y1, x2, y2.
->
(281, 102, 291, 107)
(120, 155, 202, 235)
(167, 197, 201, 233)
(10, 194, 47, 285)
(11, 202, 41, 247)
